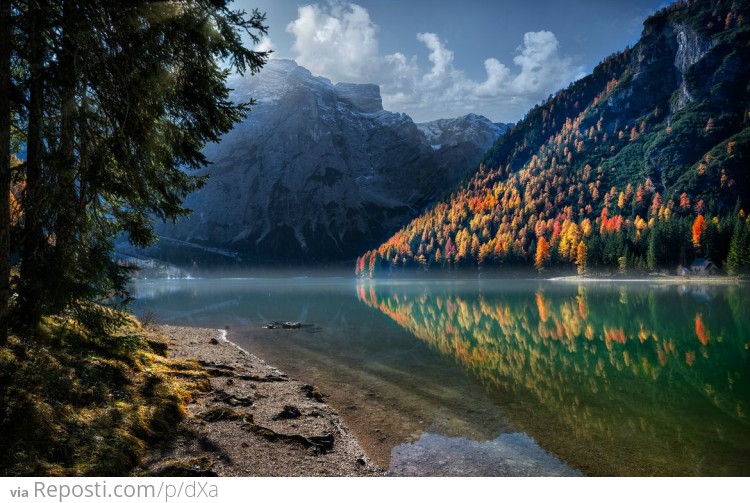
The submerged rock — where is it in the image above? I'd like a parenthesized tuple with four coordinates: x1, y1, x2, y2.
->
(264, 321, 303, 330)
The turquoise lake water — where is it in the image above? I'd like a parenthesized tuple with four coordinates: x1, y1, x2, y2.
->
(131, 277, 750, 476)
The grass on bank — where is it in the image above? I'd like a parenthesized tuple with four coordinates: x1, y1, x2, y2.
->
(0, 305, 210, 476)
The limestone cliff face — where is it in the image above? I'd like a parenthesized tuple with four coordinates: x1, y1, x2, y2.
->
(606, 13, 716, 122)
(150, 60, 505, 264)
(671, 21, 716, 112)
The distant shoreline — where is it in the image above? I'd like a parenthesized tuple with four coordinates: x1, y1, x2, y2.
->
(546, 275, 745, 284)
(352, 271, 749, 283)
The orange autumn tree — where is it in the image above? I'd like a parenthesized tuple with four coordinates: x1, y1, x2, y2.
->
(692, 214, 707, 250)
(535, 236, 550, 271)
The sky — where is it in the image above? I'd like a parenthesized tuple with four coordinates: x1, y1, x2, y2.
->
(234, 0, 669, 123)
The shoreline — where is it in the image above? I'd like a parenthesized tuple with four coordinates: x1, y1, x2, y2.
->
(140, 324, 382, 476)
(546, 275, 745, 284)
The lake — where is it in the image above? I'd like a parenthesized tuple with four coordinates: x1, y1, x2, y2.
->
(130, 277, 750, 476)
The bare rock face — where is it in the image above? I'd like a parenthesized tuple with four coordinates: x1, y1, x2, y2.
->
(149, 60, 506, 265)
(333, 83, 383, 113)
(418, 114, 509, 153)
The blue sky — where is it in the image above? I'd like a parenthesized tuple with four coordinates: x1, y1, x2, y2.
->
(235, 0, 669, 122)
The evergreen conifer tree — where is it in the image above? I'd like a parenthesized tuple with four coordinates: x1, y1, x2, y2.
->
(3, 1, 269, 330)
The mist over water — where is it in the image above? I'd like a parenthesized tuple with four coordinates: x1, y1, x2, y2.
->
(131, 275, 750, 475)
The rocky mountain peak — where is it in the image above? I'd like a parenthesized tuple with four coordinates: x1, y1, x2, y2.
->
(417, 114, 511, 151)
(143, 60, 507, 266)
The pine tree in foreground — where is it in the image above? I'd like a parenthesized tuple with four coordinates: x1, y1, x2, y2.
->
(1, 1, 269, 331)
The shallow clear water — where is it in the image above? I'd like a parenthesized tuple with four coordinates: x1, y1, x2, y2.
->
(131, 277, 750, 476)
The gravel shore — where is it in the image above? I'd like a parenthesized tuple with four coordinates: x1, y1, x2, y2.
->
(139, 325, 382, 476)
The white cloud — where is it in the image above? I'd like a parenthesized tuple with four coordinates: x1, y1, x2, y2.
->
(286, 2, 585, 122)
(509, 31, 576, 94)
(416, 33, 455, 89)
(286, 2, 380, 83)
(257, 36, 277, 57)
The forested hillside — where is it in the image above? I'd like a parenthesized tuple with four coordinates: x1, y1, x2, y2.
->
(357, 0, 750, 277)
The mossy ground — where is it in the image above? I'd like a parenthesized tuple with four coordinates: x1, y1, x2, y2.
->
(0, 307, 210, 476)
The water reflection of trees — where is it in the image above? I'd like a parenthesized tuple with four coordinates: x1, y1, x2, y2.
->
(356, 282, 750, 475)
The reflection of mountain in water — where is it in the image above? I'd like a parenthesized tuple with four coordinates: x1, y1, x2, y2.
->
(357, 282, 750, 475)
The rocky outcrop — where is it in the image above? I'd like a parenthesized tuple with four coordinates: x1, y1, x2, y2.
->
(146, 60, 505, 265)
(671, 22, 715, 112)
(418, 114, 510, 152)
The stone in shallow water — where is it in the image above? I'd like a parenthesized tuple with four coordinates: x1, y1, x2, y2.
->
(388, 432, 582, 477)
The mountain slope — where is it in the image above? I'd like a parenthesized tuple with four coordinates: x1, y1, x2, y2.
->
(357, 0, 750, 277)
(147, 60, 507, 265)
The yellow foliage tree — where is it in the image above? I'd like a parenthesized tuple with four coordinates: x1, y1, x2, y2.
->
(576, 241, 588, 275)
(580, 218, 592, 238)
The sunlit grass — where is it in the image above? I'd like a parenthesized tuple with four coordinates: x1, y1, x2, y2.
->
(0, 307, 209, 476)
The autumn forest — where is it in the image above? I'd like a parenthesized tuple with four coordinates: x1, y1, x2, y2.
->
(357, 0, 750, 278)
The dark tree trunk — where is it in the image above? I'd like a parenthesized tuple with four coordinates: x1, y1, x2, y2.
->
(19, 0, 46, 328)
(0, 0, 11, 342)
(53, 0, 78, 312)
